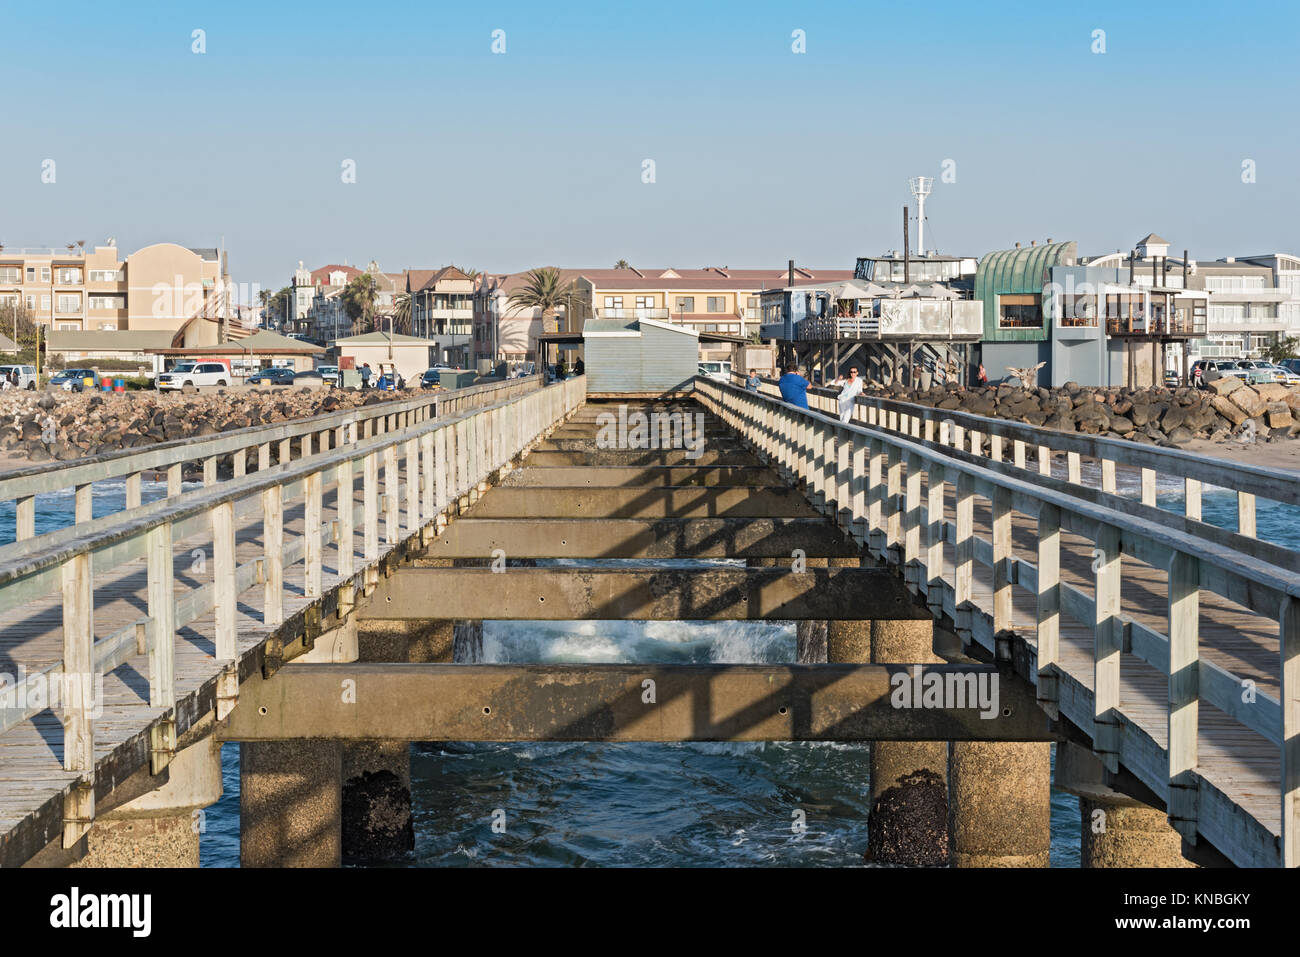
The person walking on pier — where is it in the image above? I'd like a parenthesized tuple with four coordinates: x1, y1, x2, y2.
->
(831, 366, 863, 423)
(778, 363, 810, 410)
(360, 363, 372, 389)
(745, 370, 761, 392)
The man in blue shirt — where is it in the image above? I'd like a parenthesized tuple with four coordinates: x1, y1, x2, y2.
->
(777, 363, 810, 409)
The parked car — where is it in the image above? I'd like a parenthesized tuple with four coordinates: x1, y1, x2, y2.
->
(420, 369, 442, 389)
(1280, 358, 1300, 377)
(317, 365, 339, 386)
(0, 365, 39, 390)
(156, 361, 232, 392)
(47, 368, 98, 392)
(1193, 359, 1248, 385)
(1234, 359, 1280, 385)
(1242, 360, 1300, 385)
(247, 367, 297, 386)
(291, 369, 326, 389)
(698, 360, 733, 382)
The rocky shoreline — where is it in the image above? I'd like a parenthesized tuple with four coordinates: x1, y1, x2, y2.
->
(0, 388, 408, 464)
(860, 378, 1300, 447)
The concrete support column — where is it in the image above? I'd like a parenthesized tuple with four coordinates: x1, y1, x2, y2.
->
(72, 733, 223, 868)
(947, 740, 1051, 867)
(240, 739, 342, 867)
(829, 617, 948, 866)
(1056, 741, 1193, 868)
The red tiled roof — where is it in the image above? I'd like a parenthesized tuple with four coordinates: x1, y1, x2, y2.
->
(310, 264, 362, 287)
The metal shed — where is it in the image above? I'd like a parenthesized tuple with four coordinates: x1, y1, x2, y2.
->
(584, 317, 699, 398)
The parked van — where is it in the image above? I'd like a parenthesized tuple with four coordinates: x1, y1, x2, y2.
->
(0, 365, 38, 390)
(156, 359, 233, 392)
(698, 360, 733, 382)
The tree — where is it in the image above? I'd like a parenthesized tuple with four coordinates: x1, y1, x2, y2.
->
(342, 273, 379, 335)
(1264, 335, 1299, 364)
(614, 259, 631, 269)
(454, 265, 480, 281)
(506, 267, 574, 335)
(393, 292, 412, 335)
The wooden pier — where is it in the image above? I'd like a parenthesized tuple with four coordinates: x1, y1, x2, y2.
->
(0, 372, 1295, 868)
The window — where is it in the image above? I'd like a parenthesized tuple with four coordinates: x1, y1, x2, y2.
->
(57, 294, 81, 313)
(635, 296, 654, 310)
(26, 267, 35, 281)
(1059, 294, 1097, 327)
(25, 296, 35, 311)
(89, 269, 121, 282)
(0, 266, 20, 283)
(0, 294, 18, 307)
(998, 294, 1042, 329)
(58, 323, 79, 331)
(706, 296, 726, 313)
(39, 267, 50, 283)
(89, 295, 125, 309)
(675, 296, 695, 313)
(56, 267, 83, 285)
(40, 295, 51, 311)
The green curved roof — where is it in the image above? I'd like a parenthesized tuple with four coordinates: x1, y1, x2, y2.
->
(975, 241, 1077, 341)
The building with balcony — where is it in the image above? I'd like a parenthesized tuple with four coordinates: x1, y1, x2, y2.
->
(408, 266, 475, 367)
(474, 268, 587, 369)
(0, 241, 226, 335)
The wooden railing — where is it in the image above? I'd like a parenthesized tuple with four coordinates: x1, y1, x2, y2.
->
(0, 375, 542, 545)
(738, 373, 1298, 548)
(698, 375, 1299, 868)
(0, 375, 585, 846)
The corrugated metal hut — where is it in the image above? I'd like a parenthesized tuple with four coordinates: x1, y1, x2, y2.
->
(584, 317, 698, 398)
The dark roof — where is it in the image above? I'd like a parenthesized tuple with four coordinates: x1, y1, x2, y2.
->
(188, 248, 219, 261)
(1137, 233, 1170, 246)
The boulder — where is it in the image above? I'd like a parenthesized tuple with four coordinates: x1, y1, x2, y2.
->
(1230, 386, 1268, 419)
(1211, 395, 1248, 427)
(1266, 402, 1294, 429)
(1209, 376, 1243, 396)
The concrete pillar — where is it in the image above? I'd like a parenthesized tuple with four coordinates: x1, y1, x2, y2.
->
(1056, 741, 1194, 868)
(829, 618, 948, 866)
(72, 733, 223, 868)
(948, 740, 1051, 867)
(240, 739, 342, 867)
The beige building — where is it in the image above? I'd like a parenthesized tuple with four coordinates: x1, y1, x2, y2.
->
(0, 242, 227, 335)
(408, 267, 475, 366)
(332, 331, 434, 385)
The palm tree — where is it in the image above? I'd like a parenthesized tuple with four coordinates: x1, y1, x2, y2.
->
(454, 265, 480, 281)
(393, 292, 412, 335)
(507, 267, 574, 335)
(343, 273, 379, 335)
(614, 259, 630, 269)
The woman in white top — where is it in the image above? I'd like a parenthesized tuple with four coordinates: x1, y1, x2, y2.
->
(831, 366, 863, 423)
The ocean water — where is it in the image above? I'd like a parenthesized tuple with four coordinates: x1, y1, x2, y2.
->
(4, 470, 1295, 867)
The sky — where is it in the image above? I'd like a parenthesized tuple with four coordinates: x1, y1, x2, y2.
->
(2, 0, 1298, 299)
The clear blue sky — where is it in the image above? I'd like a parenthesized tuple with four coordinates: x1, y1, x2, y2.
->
(3, 0, 1297, 297)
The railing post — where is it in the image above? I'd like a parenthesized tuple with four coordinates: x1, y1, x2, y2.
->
(1035, 503, 1060, 718)
(16, 495, 35, 540)
(305, 470, 323, 599)
(75, 483, 93, 523)
(867, 437, 884, 558)
(203, 456, 217, 486)
(1238, 491, 1257, 537)
(903, 451, 922, 591)
(1101, 458, 1116, 494)
(233, 448, 246, 478)
(435, 428, 449, 518)
(263, 485, 284, 626)
(258, 443, 270, 472)
(1067, 451, 1081, 485)
(955, 470, 974, 645)
(924, 462, 945, 616)
(211, 500, 238, 720)
(1094, 522, 1123, 772)
(126, 471, 142, 509)
(1013, 439, 1026, 470)
(1282, 595, 1300, 867)
(406, 437, 421, 534)
(363, 452, 379, 561)
(384, 444, 400, 544)
(421, 433, 435, 527)
(1184, 478, 1202, 521)
(336, 460, 354, 580)
(1167, 550, 1200, 842)
(885, 444, 902, 562)
(1037, 445, 1050, 476)
(992, 486, 1013, 652)
(1141, 467, 1156, 506)
(61, 550, 94, 847)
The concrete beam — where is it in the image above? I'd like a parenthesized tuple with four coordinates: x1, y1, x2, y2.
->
(364, 567, 919, 621)
(500, 466, 785, 487)
(466, 486, 819, 519)
(220, 663, 1054, 743)
(426, 517, 860, 559)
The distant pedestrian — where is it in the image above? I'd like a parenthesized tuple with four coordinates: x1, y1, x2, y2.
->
(745, 370, 761, 392)
(831, 366, 863, 423)
(360, 363, 371, 389)
(777, 363, 810, 410)
(977, 363, 988, 387)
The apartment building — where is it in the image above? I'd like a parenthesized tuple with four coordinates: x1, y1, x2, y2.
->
(408, 266, 475, 367)
(1082, 234, 1293, 364)
(0, 242, 225, 333)
(474, 268, 588, 367)
(289, 262, 359, 337)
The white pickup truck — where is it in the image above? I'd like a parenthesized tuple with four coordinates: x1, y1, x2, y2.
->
(156, 361, 232, 392)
